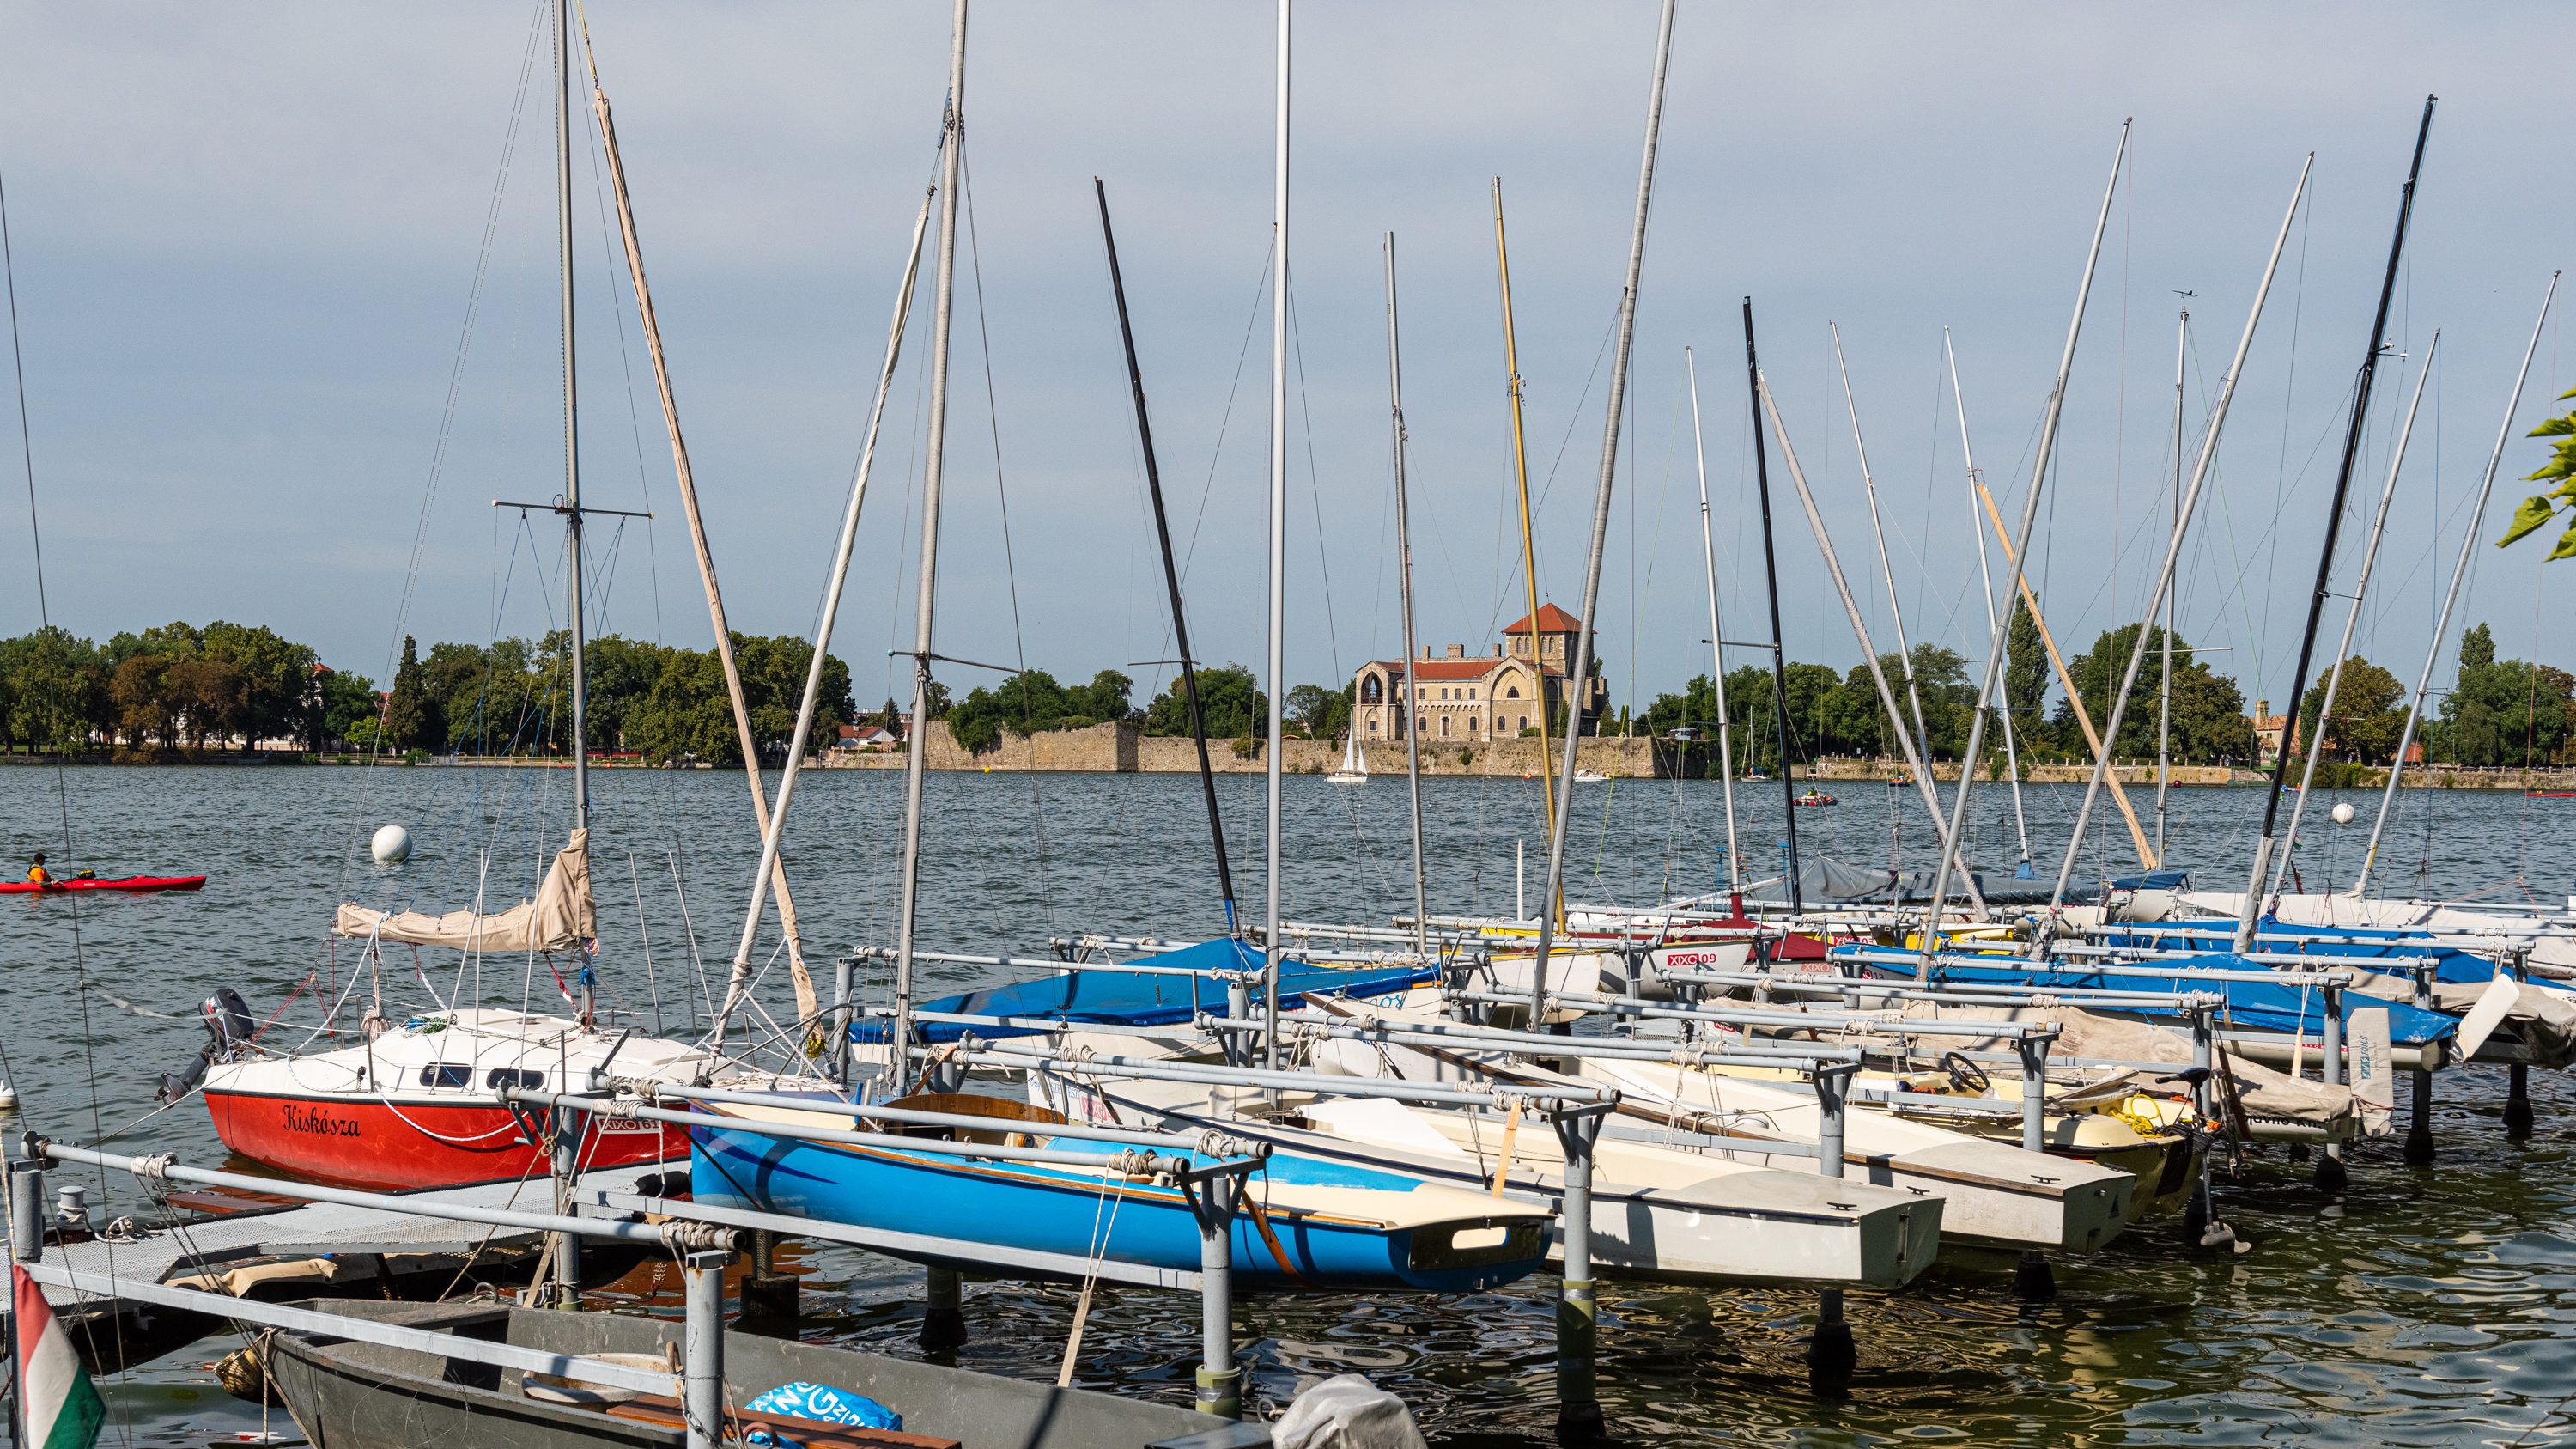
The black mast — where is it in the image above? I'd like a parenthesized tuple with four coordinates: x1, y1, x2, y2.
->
(2242, 96, 2434, 940)
(1095, 179, 1238, 933)
(1742, 298, 1803, 915)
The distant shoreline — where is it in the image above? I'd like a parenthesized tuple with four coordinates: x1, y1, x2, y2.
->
(5, 747, 2572, 793)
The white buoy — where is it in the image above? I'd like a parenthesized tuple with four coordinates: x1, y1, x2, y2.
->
(0, 1082, 18, 1111)
(2331, 801, 2356, 826)
(371, 824, 413, 865)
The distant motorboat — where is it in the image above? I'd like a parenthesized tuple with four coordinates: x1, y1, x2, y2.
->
(1573, 768, 1610, 783)
(1795, 788, 1838, 808)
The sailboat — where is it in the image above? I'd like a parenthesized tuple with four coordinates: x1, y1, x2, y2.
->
(1327, 730, 1368, 783)
(189, 2, 710, 1191)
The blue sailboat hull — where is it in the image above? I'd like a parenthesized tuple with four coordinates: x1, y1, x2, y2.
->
(690, 1121, 1546, 1294)
(1846, 950, 2460, 1045)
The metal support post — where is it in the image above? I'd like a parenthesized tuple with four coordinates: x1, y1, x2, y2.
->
(2405, 965, 2435, 1166)
(2316, 987, 2348, 1192)
(682, 1246, 730, 1449)
(2184, 1008, 2225, 1249)
(9, 1159, 43, 1263)
(920, 1265, 966, 1353)
(2506, 949, 2536, 1139)
(550, 1103, 583, 1306)
(1184, 1172, 1243, 1420)
(831, 955, 856, 1087)
(1552, 1107, 1607, 1442)
(740, 1227, 798, 1336)
(2018, 1035, 2050, 1155)
(1808, 1066, 1858, 1382)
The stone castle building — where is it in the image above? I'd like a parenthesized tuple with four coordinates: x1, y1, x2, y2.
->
(1349, 605, 1609, 746)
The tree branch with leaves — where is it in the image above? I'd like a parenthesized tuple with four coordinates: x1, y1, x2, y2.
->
(2503, 387, 2576, 560)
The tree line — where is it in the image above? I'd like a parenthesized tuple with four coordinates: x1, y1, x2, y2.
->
(0, 621, 856, 766)
(5, 614, 2563, 770)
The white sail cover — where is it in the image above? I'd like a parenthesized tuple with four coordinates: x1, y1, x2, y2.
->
(334, 829, 595, 953)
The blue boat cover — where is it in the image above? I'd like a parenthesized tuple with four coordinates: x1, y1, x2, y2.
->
(2107, 868, 2191, 892)
(1842, 946, 2459, 1044)
(850, 936, 1435, 1044)
(2100, 919, 2570, 992)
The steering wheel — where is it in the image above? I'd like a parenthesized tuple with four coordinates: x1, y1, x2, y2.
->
(1940, 1050, 1992, 1093)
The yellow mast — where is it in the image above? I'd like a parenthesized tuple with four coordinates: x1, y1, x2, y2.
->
(1492, 179, 1559, 922)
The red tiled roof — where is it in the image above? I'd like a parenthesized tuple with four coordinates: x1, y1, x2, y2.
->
(1367, 658, 1561, 682)
(1503, 603, 1583, 636)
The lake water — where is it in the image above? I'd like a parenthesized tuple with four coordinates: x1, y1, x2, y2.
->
(8, 764, 2576, 1446)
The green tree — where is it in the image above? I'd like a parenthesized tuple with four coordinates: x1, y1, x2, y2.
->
(2501, 385, 2576, 559)
(0, 627, 107, 751)
(2057, 623, 2197, 758)
(2004, 598, 2047, 750)
(316, 667, 379, 750)
(625, 648, 738, 764)
(2438, 623, 2573, 766)
(2293, 657, 2407, 764)
(382, 636, 434, 752)
(1143, 664, 1263, 740)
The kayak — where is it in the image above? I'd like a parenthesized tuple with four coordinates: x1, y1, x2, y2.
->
(0, 874, 207, 895)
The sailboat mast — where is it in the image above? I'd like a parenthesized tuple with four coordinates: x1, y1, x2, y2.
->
(1262, 0, 1290, 1067)
(553, 0, 587, 836)
(580, 18, 815, 1021)
(1095, 179, 1236, 931)
(2269, 335, 2436, 901)
(2356, 275, 2558, 896)
(1832, 324, 1932, 761)
(1945, 329, 2032, 874)
(1386, 234, 1428, 954)
(1686, 348, 1743, 897)
(893, 0, 971, 1086)
(1755, 374, 1985, 916)
(1492, 179, 1557, 873)
(2154, 307, 2184, 861)
(1742, 300, 1802, 916)
(2052, 154, 2312, 914)
(1921, 119, 2130, 975)
(1528, 0, 1674, 1028)
(2237, 95, 2434, 951)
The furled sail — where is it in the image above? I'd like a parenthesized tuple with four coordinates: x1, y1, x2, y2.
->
(334, 829, 595, 954)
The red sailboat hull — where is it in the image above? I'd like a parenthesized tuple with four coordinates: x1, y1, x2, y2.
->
(204, 1088, 685, 1191)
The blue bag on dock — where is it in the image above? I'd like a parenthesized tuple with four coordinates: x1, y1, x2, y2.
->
(744, 1382, 902, 1432)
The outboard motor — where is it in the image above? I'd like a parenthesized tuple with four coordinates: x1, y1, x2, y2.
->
(156, 986, 256, 1103)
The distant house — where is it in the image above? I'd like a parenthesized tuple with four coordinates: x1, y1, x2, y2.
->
(2250, 699, 2296, 767)
(1348, 605, 1609, 746)
(837, 721, 904, 752)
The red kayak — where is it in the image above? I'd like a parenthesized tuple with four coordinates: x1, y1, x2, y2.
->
(1, 874, 207, 895)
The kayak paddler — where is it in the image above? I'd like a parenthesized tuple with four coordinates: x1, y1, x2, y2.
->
(26, 852, 51, 886)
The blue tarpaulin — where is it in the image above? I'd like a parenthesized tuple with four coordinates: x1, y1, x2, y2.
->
(851, 936, 1435, 1044)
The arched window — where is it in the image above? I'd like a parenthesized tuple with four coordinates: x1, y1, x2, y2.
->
(1440, 715, 1451, 738)
(1505, 684, 1521, 699)
(1517, 715, 1528, 734)
(1361, 674, 1382, 704)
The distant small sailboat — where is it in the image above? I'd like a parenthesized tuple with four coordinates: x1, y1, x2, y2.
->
(1329, 730, 1369, 783)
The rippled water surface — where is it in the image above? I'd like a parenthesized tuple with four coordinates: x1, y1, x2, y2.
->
(8, 764, 2576, 1446)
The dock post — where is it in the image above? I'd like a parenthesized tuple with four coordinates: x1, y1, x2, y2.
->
(2316, 984, 2348, 1192)
(739, 1228, 799, 1336)
(2018, 1032, 2050, 1155)
(9, 1158, 43, 1263)
(2184, 1005, 2225, 1249)
(831, 955, 856, 1087)
(1188, 1171, 1243, 1420)
(682, 1246, 731, 1449)
(550, 1102, 583, 1306)
(2506, 948, 2536, 1139)
(1552, 1106, 1607, 1441)
(1808, 1066, 1859, 1381)
(2405, 964, 2436, 1166)
(920, 1266, 966, 1353)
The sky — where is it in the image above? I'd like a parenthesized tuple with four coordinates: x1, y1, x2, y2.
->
(2, 2, 2569, 724)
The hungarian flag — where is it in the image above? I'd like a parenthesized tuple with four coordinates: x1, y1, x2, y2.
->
(14, 1265, 105, 1449)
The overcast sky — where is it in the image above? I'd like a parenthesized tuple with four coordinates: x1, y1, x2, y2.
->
(2, 3, 2567, 721)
